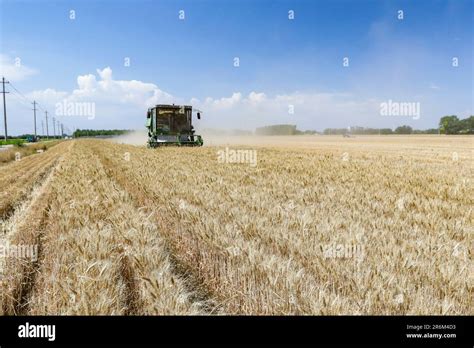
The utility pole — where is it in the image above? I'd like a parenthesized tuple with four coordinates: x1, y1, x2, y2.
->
(61, 123, 64, 138)
(52, 117, 56, 138)
(32, 100, 38, 138)
(57, 120, 61, 138)
(45, 111, 49, 139)
(41, 120, 45, 137)
(1, 77, 9, 141)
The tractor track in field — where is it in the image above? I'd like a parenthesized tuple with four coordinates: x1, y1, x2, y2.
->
(1, 142, 73, 315)
(0, 153, 66, 314)
(0, 143, 68, 221)
(0, 159, 59, 221)
(88, 152, 145, 315)
(95, 148, 219, 314)
(0, 143, 70, 228)
(117, 251, 144, 315)
(8, 142, 148, 315)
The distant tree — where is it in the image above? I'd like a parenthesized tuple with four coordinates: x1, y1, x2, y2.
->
(394, 125, 413, 134)
(413, 128, 439, 134)
(439, 115, 460, 134)
(255, 125, 298, 135)
(323, 128, 346, 135)
(458, 116, 474, 134)
(379, 128, 393, 135)
(73, 129, 130, 138)
(319, 117, 474, 136)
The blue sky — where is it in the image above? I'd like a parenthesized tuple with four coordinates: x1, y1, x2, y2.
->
(0, 0, 472, 134)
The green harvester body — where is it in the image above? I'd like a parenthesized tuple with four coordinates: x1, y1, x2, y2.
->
(146, 104, 203, 147)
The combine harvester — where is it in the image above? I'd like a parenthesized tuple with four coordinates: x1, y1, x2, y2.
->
(146, 104, 203, 147)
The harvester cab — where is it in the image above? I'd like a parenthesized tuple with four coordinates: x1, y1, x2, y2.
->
(146, 104, 203, 147)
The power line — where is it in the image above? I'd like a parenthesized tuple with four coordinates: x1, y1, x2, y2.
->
(8, 83, 44, 114)
(8, 90, 32, 109)
(1, 79, 71, 138)
(36, 101, 46, 112)
(8, 81, 30, 103)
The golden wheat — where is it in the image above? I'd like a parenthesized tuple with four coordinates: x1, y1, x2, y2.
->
(1, 136, 472, 315)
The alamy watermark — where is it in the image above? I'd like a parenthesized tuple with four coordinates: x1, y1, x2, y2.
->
(55, 100, 96, 120)
(323, 243, 365, 261)
(0, 242, 38, 261)
(380, 99, 420, 120)
(217, 147, 257, 167)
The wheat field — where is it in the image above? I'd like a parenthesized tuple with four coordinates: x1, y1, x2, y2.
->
(0, 136, 472, 315)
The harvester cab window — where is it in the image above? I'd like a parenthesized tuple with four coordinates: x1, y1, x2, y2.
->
(174, 108, 189, 133)
(157, 109, 172, 133)
(156, 107, 188, 134)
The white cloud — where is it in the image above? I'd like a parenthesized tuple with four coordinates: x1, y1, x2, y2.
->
(77, 74, 97, 92)
(26, 66, 174, 107)
(204, 92, 242, 109)
(28, 88, 68, 105)
(193, 90, 380, 130)
(0, 54, 38, 81)
(12, 66, 382, 132)
(97, 67, 112, 81)
(247, 91, 266, 104)
(63, 67, 175, 107)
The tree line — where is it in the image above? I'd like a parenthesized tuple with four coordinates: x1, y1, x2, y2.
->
(256, 125, 298, 135)
(70, 115, 473, 138)
(325, 116, 473, 135)
(322, 126, 439, 135)
(255, 116, 473, 135)
(73, 129, 131, 138)
(439, 116, 474, 134)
